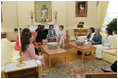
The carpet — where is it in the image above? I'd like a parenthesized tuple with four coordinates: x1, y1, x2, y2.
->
(43, 60, 111, 78)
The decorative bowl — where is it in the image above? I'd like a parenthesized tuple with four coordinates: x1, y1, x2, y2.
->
(75, 40, 85, 46)
(47, 42, 58, 49)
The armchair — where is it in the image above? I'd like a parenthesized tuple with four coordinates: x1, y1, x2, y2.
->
(1, 38, 42, 78)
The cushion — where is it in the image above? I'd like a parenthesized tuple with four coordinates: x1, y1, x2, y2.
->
(113, 34, 117, 48)
(68, 29, 75, 37)
(77, 36, 86, 40)
(32, 32, 38, 41)
(1, 38, 13, 67)
(11, 49, 20, 62)
(70, 36, 76, 41)
(102, 49, 117, 56)
(102, 53, 117, 64)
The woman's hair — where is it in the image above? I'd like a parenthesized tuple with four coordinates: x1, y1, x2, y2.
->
(59, 25, 64, 29)
(21, 31, 32, 52)
(49, 25, 54, 29)
(38, 25, 40, 28)
(39, 25, 45, 31)
(90, 27, 95, 33)
(22, 28, 30, 35)
(106, 27, 113, 35)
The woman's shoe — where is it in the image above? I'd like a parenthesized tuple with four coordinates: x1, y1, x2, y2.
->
(96, 57, 102, 60)
(85, 52, 91, 56)
(101, 68, 112, 72)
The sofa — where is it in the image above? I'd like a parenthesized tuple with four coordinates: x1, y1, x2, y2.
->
(68, 29, 117, 64)
(101, 34, 117, 64)
(1, 38, 42, 78)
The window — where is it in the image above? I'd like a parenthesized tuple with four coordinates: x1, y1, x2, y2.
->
(102, 0, 117, 31)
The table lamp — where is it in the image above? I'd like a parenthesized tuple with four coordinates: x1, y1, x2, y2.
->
(17, 28, 26, 67)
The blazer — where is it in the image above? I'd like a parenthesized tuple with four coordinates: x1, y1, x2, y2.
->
(87, 33, 95, 41)
(92, 33, 102, 45)
(104, 35, 113, 48)
(36, 30, 46, 42)
(48, 29, 56, 38)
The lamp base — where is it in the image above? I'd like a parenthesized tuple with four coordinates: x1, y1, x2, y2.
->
(17, 57, 26, 67)
(17, 62, 26, 67)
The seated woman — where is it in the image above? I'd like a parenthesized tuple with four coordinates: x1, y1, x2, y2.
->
(21, 31, 45, 66)
(35, 25, 40, 32)
(15, 28, 39, 55)
(56, 25, 66, 45)
(85, 28, 102, 56)
(15, 28, 29, 51)
(48, 25, 57, 42)
(36, 25, 47, 42)
(91, 28, 102, 45)
(85, 27, 95, 41)
(96, 28, 113, 60)
(78, 27, 95, 55)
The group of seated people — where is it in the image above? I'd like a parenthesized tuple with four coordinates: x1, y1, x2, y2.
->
(83, 27, 117, 72)
(35, 25, 66, 45)
(14, 25, 116, 74)
(83, 27, 113, 60)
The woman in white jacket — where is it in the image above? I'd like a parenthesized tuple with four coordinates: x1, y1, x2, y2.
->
(56, 25, 66, 45)
(96, 28, 113, 60)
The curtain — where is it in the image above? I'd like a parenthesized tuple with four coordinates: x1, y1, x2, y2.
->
(97, 1, 109, 29)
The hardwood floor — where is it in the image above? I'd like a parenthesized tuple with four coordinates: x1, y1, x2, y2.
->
(42, 49, 95, 70)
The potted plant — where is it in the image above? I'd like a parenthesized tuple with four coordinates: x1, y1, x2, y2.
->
(107, 18, 117, 34)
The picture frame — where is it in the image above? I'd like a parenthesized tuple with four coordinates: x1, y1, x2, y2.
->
(75, 1, 88, 17)
(34, 1, 52, 22)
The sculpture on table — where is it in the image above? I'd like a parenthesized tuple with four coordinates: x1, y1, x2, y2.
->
(41, 16, 48, 24)
(29, 10, 34, 24)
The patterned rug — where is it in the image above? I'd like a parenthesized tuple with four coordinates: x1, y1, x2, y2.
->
(43, 60, 111, 78)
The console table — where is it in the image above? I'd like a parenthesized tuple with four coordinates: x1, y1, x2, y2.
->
(4, 60, 39, 78)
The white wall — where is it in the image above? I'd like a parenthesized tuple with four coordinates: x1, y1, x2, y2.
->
(17, 1, 67, 28)
(1, 1, 17, 28)
(17, 1, 34, 28)
(1, 1, 99, 29)
(66, 1, 98, 28)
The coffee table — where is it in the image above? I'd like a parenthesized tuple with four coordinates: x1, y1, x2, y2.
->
(68, 41, 96, 63)
(40, 45, 67, 68)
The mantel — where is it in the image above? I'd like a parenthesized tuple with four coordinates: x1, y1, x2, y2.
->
(29, 24, 59, 32)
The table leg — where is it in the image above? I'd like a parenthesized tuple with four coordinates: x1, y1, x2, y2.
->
(82, 52, 84, 63)
(93, 49, 96, 59)
(65, 53, 67, 64)
(48, 56, 51, 69)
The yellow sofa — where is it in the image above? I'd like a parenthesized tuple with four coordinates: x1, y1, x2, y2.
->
(1, 38, 42, 78)
(68, 29, 117, 64)
(102, 34, 117, 64)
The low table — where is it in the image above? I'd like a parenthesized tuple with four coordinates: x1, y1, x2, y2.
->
(68, 42, 96, 63)
(40, 45, 67, 68)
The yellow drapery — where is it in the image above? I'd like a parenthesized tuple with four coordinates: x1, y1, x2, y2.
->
(97, 1, 109, 29)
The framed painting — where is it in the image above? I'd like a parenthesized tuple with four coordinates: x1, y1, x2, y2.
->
(35, 1, 52, 22)
(75, 1, 88, 17)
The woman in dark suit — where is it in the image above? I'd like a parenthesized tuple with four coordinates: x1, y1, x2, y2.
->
(35, 25, 40, 32)
(36, 25, 47, 42)
(101, 61, 117, 72)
